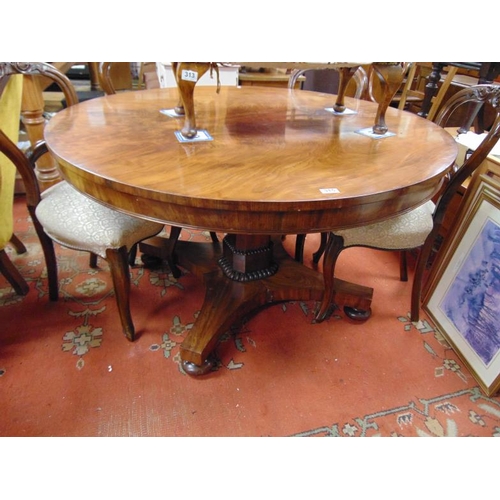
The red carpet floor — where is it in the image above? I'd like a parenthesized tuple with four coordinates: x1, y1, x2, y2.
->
(2, 194, 500, 438)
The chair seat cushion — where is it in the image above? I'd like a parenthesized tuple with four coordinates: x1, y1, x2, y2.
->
(35, 181, 163, 258)
(335, 200, 435, 250)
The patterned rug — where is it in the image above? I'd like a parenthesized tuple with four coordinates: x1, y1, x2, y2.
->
(1, 194, 500, 437)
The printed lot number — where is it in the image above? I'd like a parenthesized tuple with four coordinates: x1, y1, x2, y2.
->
(181, 70, 198, 82)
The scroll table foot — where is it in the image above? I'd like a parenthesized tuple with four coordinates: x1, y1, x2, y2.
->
(344, 306, 372, 321)
(179, 271, 272, 376)
(182, 358, 214, 376)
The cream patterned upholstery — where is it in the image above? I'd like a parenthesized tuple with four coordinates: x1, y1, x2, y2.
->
(36, 182, 163, 260)
(336, 200, 435, 250)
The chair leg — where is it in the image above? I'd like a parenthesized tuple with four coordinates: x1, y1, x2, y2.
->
(410, 235, 437, 322)
(315, 233, 345, 322)
(165, 226, 182, 278)
(0, 248, 29, 295)
(399, 250, 408, 282)
(139, 226, 183, 276)
(209, 231, 219, 243)
(106, 246, 135, 341)
(89, 253, 98, 268)
(9, 234, 27, 254)
(128, 243, 137, 266)
(30, 209, 59, 301)
(295, 234, 306, 262)
(313, 232, 328, 264)
(295, 233, 328, 265)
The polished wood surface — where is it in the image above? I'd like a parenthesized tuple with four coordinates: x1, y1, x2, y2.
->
(44, 86, 456, 234)
(44, 86, 457, 375)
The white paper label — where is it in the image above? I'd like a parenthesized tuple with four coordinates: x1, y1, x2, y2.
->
(181, 70, 198, 82)
(320, 188, 340, 194)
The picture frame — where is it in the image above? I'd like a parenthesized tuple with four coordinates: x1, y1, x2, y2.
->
(424, 174, 500, 396)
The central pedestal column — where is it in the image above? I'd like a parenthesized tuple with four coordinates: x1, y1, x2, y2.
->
(140, 233, 373, 377)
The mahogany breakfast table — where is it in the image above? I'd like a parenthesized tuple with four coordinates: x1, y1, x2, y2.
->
(44, 86, 458, 376)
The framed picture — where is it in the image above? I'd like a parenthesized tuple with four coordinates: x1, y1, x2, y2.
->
(424, 174, 500, 396)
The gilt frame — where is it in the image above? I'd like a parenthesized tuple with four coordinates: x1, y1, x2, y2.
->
(424, 174, 500, 396)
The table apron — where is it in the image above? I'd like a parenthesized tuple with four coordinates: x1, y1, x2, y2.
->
(60, 166, 444, 234)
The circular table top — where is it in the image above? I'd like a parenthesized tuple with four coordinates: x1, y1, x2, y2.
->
(44, 86, 458, 234)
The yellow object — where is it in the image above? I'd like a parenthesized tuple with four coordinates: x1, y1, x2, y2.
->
(0, 74, 23, 250)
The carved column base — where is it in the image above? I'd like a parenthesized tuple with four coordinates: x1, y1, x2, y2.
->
(218, 234, 278, 282)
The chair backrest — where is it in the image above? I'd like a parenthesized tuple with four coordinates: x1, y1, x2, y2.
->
(98, 62, 144, 95)
(1, 63, 80, 192)
(287, 67, 368, 99)
(0, 63, 80, 213)
(0, 62, 79, 107)
(365, 63, 408, 104)
(432, 85, 500, 229)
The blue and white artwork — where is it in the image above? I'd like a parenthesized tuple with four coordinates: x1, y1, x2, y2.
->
(440, 217, 500, 367)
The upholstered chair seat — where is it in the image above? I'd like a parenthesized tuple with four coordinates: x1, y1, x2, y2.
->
(335, 200, 435, 250)
(36, 181, 162, 259)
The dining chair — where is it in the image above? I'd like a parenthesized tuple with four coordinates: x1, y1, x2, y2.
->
(0, 62, 164, 340)
(0, 72, 28, 295)
(315, 84, 500, 324)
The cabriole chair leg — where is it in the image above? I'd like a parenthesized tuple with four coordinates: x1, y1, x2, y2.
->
(315, 233, 345, 322)
(106, 246, 135, 341)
